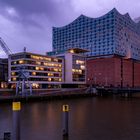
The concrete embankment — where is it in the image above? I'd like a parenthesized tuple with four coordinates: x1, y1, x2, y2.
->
(0, 88, 95, 102)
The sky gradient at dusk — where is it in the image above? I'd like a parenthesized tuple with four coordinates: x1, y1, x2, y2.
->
(0, 0, 139, 57)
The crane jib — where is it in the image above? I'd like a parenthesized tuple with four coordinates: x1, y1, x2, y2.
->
(0, 37, 12, 56)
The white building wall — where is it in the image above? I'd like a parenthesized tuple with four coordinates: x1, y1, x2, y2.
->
(64, 53, 73, 83)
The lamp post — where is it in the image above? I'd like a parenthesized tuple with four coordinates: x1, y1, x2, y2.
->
(98, 73, 102, 86)
(94, 77, 96, 86)
(105, 77, 108, 87)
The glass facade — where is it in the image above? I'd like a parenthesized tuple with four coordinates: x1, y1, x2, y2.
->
(51, 8, 140, 60)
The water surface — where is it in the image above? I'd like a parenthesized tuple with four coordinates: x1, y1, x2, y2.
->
(0, 97, 140, 140)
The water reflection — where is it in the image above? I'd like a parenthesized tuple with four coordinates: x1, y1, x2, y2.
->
(1, 98, 140, 140)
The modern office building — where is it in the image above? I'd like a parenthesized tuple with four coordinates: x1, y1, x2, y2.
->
(54, 48, 86, 87)
(9, 52, 64, 89)
(0, 58, 8, 88)
(48, 8, 140, 61)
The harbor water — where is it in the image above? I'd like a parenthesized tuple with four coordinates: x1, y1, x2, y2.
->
(0, 97, 140, 140)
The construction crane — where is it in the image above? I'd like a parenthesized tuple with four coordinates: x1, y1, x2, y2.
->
(0, 37, 12, 56)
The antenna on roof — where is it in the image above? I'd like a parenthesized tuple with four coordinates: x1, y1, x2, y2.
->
(23, 47, 26, 52)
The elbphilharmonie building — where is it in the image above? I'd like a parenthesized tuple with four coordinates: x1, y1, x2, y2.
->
(49, 8, 140, 60)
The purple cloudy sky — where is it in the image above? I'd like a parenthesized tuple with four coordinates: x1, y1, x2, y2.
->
(0, 0, 140, 57)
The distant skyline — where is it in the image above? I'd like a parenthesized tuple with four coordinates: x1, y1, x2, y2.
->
(0, 0, 140, 57)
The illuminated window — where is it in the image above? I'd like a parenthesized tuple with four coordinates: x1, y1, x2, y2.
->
(19, 60, 24, 64)
(69, 49, 74, 53)
(59, 64, 62, 67)
(36, 61, 41, 65)
(76, 60, 85, 65)
(14, 61, 17, 64)
(32, 72, 36, 76)
(35, 67, 39, 70)
(35, 67, 44, 71)
(54, 68, 58, 72)
(40, 67, 44, 71)
(59, 78, 62, 82)
(40, 57, 43, 60)
(32, 83, 39, 88)
(79, 70, 82, 74)
(31, 55, 51, 61)
(1, 83, 4, 88)
(48, 63, 52, 66)
(45, 58, 51, 61)
(47, 63, 55, 67)
(54, 64, 58, 67)
(72, 69, 75, 72)
(54, 58, 58, 62)
(80, 65, 85, 69)
(48, 78, 51, 81)
(12, 77, 17, 81)
(48, 73, 53, 76)
(44, 62, 48, 66)
(72, 69, 82, 74)
(31, 55, 39, 60)
(11, 72, 16, 76)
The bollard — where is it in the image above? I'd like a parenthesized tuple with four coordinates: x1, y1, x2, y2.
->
(63, 135, 69, 140)
(62, 105, 69, 136)
(4, 132, 11, 140)
(12, 102, 21, 140)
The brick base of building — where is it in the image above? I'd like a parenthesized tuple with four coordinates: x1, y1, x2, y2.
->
(86, 55, 140, 87)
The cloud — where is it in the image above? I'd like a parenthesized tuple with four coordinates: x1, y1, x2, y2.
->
(0, 0, 76, 58)
(115, 0, 140, 18)
(0, 0, 75, 26)
(0, 0, 139, 58)
(5, 7, 19, 17)
(71, 0, 140, 18)
(0, 13, 52, 55)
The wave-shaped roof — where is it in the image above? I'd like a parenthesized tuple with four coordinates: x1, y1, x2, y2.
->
(53, 8, 140, 29)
